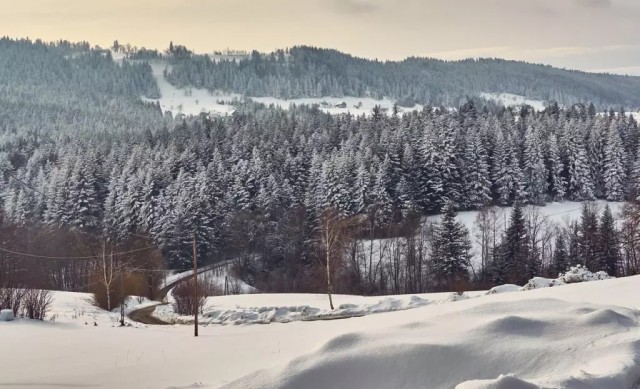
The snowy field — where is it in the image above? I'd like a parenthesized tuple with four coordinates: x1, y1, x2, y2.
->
(479, 92, 548, 111)
(426, 200, 625, 269)
(1, 275, 638, 388)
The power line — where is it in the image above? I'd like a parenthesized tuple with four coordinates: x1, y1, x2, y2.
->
(0, 244, 158, 260)
(5, 170, 45, 196)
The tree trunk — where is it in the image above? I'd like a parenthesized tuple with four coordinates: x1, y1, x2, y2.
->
(326, 246, 334, 310)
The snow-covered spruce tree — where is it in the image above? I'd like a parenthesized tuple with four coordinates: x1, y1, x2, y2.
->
(523, 124, 547, 205)
(494, 203, 529, 285)
(552, 232, 569, 276)
(632, 149, 640, 201)
(565, 120, 595, 201)
(463, 128, 491, 209)
(579, 203, 600, 271)
(603, 122, 627, 201)
(420, 124, 444, 212)
(370, 157, 394, 225)
(493, 133, 526, 206)
(587, 116, 608, 198)
(598, 205, 620, 276)
(430, 201, 472, 291)
(546, 133, 567, 201)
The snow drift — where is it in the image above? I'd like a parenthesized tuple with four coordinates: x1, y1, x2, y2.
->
(225, 293, 640, 388)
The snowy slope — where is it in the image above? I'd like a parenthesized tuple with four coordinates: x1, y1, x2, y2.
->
(2, 276, 639, 388)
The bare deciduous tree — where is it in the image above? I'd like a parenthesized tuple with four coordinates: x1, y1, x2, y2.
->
(317, 208, 357, 310)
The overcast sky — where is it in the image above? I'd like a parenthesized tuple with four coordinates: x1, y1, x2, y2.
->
(3, 0, 640, 74)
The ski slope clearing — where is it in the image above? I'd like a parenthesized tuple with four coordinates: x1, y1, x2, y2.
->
(142, 62, 240, 117)
(480, 92, 548, 111)
(1, 276, 638, 388)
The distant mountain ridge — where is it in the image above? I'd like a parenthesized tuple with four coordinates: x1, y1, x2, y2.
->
(164, 46, 640, 109)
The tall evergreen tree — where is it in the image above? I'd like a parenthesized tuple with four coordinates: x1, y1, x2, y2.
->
(494, 203, 529, 285)
(598, 205, 620, 276)
(431, 201, 472, 289)
(603, 123, 627, 201)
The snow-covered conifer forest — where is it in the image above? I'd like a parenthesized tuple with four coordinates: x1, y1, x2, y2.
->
(1, 38, 640, 296)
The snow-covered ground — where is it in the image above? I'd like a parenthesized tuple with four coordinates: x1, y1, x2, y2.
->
(427, 200, 625, 269)
(33, 290, 154, 327)
(480, 92, 548, 111)
(2, 275, 638, 388)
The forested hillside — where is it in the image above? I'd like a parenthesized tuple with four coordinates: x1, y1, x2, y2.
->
(0, 38, 166, 137)
(165, 46, 640, 109)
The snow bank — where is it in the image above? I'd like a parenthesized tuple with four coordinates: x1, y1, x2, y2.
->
(225, 287, 640, 388)
(523, 265, 613, 290)
(0, 309, 14, 321)
(486, 284, 522, 295)
(156, 295, 431, 325)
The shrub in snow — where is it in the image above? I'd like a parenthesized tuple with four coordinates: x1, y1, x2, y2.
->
(0, 287, 27, 315)
(172, 278, 221, 315)
(21, 289, 53, 320)
(0, 309, 14, 321)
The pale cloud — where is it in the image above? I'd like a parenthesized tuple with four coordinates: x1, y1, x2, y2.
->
(0, 0, 639, 74)
(334, 0, 379, 14)
(574, 0, 612, 7)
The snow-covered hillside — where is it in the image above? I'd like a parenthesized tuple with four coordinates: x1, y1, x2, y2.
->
(2, 275, 639, 388)
(141, 59, 573, 118)
(141, 60, 423, 117)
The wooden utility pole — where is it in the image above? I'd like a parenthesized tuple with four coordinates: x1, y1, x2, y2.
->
(120, 266, 125, 327)
(192, 233, 198, 337)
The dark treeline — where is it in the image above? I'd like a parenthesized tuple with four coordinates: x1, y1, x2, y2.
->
(165, 46, 640, 109)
